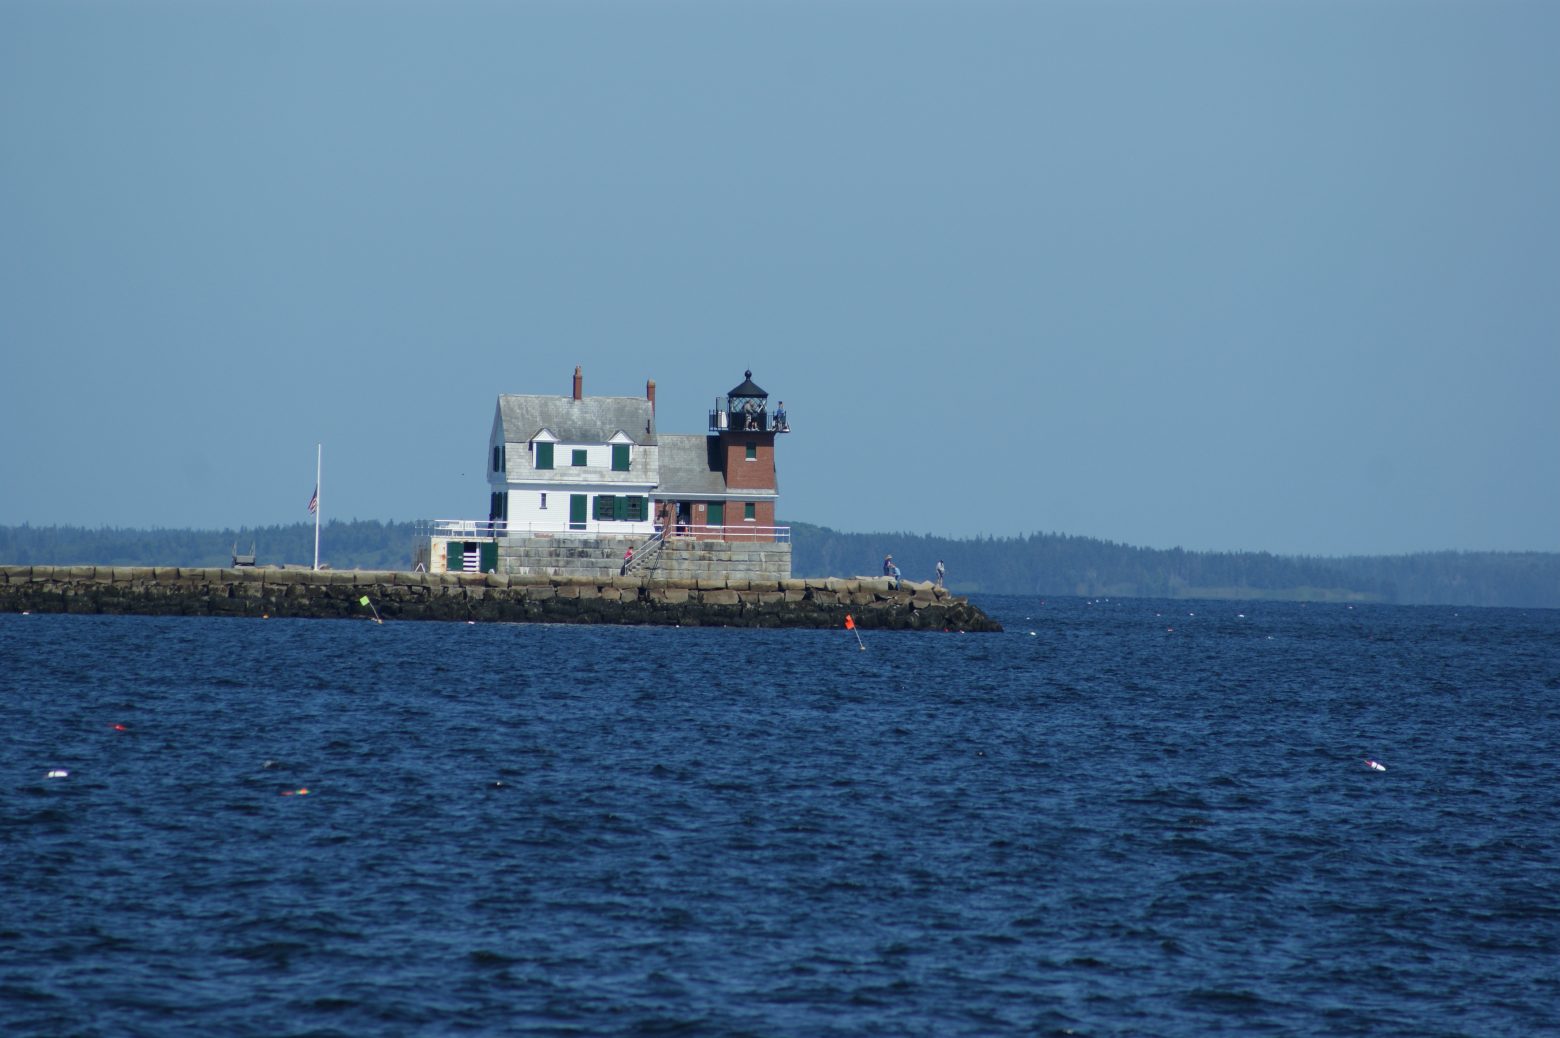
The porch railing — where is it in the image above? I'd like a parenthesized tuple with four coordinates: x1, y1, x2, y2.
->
(416, 519, 791, 543)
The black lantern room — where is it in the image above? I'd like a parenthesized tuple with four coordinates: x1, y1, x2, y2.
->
(711, 370, 782, 433)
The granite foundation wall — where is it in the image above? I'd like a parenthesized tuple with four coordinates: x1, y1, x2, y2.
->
(495, 536, 790, 582)
(492, 533, 792, 583)
(0, 566, 1000, 631)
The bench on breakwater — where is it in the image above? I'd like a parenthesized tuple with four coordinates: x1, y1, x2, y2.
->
(0, 565, 1002, 632)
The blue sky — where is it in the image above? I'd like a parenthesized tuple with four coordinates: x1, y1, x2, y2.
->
(3, 0, 1556, 557)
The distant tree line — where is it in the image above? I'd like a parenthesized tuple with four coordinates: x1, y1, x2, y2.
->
(786, 522, 1560, 609)
(0, 520, 416, 572)
(2, 520, 1557, 608)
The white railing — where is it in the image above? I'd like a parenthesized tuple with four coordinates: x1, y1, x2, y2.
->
(416, 519, 791, 543)
(664, 523, 791, 544)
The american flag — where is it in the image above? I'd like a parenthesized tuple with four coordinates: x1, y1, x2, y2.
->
(307, 486, 318, 514)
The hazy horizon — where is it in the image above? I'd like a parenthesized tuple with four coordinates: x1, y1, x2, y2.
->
(4, 1, 1556, 556)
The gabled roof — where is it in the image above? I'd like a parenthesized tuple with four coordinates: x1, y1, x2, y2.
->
(656, 434, 726, 496)
(496, 395, 656, 446)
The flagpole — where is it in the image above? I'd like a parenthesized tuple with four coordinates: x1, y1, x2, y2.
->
(313, 443, 321, 571)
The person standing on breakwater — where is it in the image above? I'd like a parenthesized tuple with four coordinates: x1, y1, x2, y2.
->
(935, 560, 945, 588)
(884, 554, 900, 590)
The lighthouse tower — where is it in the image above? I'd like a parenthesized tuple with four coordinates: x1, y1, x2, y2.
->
(708, 370, 781, 536)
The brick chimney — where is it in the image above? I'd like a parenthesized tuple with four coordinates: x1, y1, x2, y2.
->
(646, 379, 656, 413)
(572, 366, 582, 401)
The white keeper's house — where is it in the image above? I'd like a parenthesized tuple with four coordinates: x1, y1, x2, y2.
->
(415, 367, 792, 580)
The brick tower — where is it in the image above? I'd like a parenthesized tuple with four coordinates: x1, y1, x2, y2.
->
(708, 370, 781, 535)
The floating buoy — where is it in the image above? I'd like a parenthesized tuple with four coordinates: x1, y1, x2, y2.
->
(46, 769, 69, 779)
(110, 723, 127, 731)
(1365, 759, 1387, 772)
(281, 787, 310, 796)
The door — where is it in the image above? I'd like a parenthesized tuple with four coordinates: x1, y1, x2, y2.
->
(479, 542, 498, 573)
(569, 493, 587, 531)
(707, 502, 724, 528)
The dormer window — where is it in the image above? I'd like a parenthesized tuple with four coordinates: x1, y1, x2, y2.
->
(612, 443, 630, 471)
(535, 442, 554, 470)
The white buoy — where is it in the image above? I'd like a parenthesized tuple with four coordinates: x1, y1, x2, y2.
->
(1365, 759, 1387, 772)
(46, 769, 68, 779)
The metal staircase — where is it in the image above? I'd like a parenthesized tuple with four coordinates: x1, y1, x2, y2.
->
(620, 530, 667, 575)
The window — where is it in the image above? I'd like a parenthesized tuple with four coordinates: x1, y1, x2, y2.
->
(572, 449, 588, 467)
(594, 495, 647, 521)
(540, 493, 547, 510)
(612, 443, 630, 472)
(535, 442, 553, 470)
(744, 502, 756, 521)
(745, 442, 757, 461)
(492, 445, 505, 472)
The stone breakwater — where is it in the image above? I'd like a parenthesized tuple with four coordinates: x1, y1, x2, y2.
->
(0, 566, 1002, 632)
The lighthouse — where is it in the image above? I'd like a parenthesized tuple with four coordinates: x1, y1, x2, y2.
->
(706, 370, 780, 537)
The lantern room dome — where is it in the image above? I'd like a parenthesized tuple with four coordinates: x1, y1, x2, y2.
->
(727, 370, 767, 399)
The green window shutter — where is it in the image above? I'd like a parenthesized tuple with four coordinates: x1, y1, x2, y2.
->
(446, 541, 463, 570)
(613, 496, 627, 521)
(572, 449, 588, 467)
(569, 494, 587, 530)
(594, 495, 615, 521)
(499, 445, 505, 471)
(708, 502, 724, 526)
(612, 443, 630, 471)
(536, 442, 553, 470)
(479, 542, 498, 573)
(626, 496, 646, 521)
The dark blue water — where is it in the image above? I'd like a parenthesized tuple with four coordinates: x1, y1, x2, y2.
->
(3, 596, 1558, 1037)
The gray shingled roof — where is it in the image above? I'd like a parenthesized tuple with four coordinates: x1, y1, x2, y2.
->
(497, 395, 656, 446)
(656, 434, 726, 496)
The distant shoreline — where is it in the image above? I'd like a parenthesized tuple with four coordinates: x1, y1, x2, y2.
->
(2, 521, 1557, 609)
